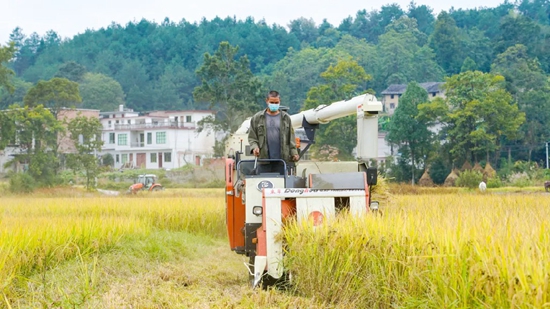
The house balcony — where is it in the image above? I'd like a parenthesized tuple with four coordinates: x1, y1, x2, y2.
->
(113, 122, 195, 131)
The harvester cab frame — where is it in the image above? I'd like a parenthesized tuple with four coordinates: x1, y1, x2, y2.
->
(224, 93, 383, 288)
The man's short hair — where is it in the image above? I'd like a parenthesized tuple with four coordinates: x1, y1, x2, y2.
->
(267, 90, 279, 98)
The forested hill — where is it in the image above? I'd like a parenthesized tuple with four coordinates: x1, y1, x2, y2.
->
(2, 1, 550, 114)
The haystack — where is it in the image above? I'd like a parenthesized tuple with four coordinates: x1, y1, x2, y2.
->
(418, 169, 434, 187)
(461, 161, 473, 171)
(444, 169, 459, 187)
(473, 162, 484, 173)
(484, 162, 497, 179)
(452, 168, 461, 176)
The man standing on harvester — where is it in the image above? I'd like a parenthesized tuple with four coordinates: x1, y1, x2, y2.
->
(248, 90, 300, 174)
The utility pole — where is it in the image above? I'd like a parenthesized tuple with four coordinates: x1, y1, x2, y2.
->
(546, 142, 549, 169)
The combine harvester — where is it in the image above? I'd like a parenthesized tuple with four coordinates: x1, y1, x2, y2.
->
(224, 93, 382, 288)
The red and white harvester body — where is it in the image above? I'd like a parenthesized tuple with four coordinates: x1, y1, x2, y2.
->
(224, 94, 383, 288)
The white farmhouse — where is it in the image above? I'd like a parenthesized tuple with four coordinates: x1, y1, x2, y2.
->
(100, 105, 216, 170)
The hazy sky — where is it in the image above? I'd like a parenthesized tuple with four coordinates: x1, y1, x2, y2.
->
(2, 0, 506, 44)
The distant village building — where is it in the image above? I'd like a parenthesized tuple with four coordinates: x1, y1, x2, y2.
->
(99, 105, 215, 170)
(380, 82, 445, 114)
(0, 108, 100, 173)
(57, 108, 101, 154)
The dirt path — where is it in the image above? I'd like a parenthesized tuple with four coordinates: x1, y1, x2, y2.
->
(14, 232, 323, 308)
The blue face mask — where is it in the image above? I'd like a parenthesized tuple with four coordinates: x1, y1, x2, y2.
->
(268, 103, 280, 112)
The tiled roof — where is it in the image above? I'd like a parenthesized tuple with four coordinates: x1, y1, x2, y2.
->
(381, 82, 445, 95)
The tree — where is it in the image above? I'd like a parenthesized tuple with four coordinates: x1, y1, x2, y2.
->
(304, 59, 371, 160)
(0, 109, 16, 150)
(5, 105, 65, 186)
(418, 71, 525, 166)
(429, 12, 464, 75)
(377, 30, 415, 86)
(377, 18, 443, 88)
(66, 115, 104, 189)
(463, 28, 492, 72)
(461, 57, 477, 72)
(54, 61, 87, 82)
(193, 42, 263, 135)
(288, 18, 319, 44)
(386, 81, 433, 184)
(153, 70, 183, 110)
(495, 15, 541, 56)
(154, 61, 198, 110)
(491, 44, 546, 97)
(407, 1, 435, 35)
(491, 44, 550, 161)
(115, 60, 152, 111)
(429, 155, 449, 184)
(79, 73, 125, 111)
(385, 16, 428, 45)
(23, 77, 82, 116)
(264, 47, 350, 114)
(0, 42, 16, 94)
(0, 77, 32, 109)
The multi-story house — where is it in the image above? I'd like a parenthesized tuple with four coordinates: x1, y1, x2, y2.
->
(100, 105, 215, 170)
(380, 82, 445, 114)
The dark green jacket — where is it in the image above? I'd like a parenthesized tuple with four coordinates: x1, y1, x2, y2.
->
(248, 109, 298, 163)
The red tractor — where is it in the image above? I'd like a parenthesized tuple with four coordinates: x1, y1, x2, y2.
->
(127, 174, 163, 194)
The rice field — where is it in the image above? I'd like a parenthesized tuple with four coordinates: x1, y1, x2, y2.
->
(0, 188, 549, 308)
(0, 191, 227, 307)
(285, 194, 550, 308)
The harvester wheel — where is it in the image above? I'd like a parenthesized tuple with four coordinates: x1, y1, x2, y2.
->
(261, 272, 292, 290)
(152, 186, 162, 192)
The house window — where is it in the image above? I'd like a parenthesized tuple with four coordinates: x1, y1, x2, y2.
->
(432, 92, 437, 97)
(109, 133, 115, 144)
(127, 120, 131, 124)
(390, 103, 395, 109)
(390, 94, 394, 99)
(121, 154, 128, 164)
(150, 153, 157, 163)
(164, 152, 172, 163)
(147, 132, 152, 144)
(108, 120, 111, 128)
(186, 115, 192, 122)
(116, 154, 120, 163)
(156, 132, 166, 144)
(118, 134, 127, 145)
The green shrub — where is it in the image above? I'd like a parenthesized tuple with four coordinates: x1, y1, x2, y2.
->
(57, 170, 76, 185)
(0, 181, 8, 194)
(9, 173, 36, 193)
(508, 172, 531, 187)
(486, 177, 503, 188)
(102, 153, 114, 166)
(455, 170, 483, 189)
